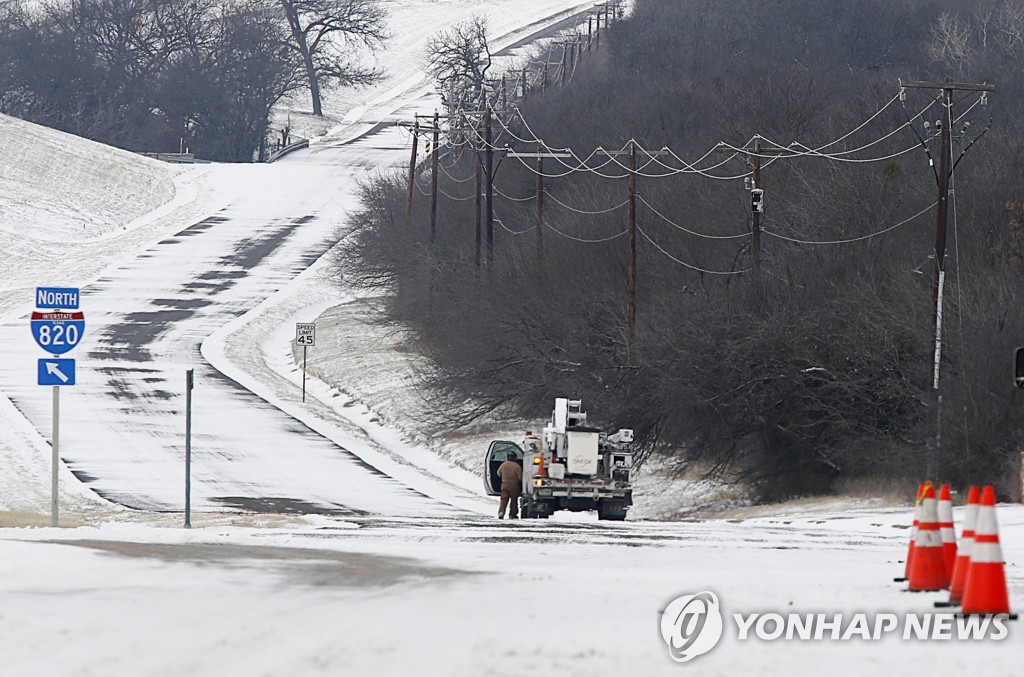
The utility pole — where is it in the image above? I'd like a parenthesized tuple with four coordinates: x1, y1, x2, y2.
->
(475, 125, 483, 271)
(508, 150, 573, 266)
(430, 111, 439, 243)
(484, 98, 495, 267)
(536, 156, 544, 261)
(716, 136, 795, 278)
(627, 142, 637, 363)
(751, 141, 762, 275)
(405, 120, 419, 221)
(595, 144, 670, 362)
(903, 78, 995, 481)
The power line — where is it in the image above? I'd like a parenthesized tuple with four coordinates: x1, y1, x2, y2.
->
(636, 226, 749, 276)
(543, 221, 627, 243)
(637, 195, 749, 240)
(762, 201, 937, 245)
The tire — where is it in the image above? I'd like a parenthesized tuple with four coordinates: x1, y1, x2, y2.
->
(598, 501, 627, 521)
(520, 497, 534, 519)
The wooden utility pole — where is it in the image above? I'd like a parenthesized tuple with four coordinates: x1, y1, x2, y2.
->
(751, 141, 762, 275)
(627, 142, 637, 363)
(484, 100, 495, 267)
(430, 111, 439, 243)
(536, 156, 544, 261)
(475, 120, 483, 270)
(716, 136, 796, 278)
(508, 150, 573, 265)
(903, 78, 995, 480)
(405, 120, 419, 221)
(594, 144, 669, 362)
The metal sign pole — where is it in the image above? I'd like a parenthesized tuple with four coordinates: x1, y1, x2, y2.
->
(185, 369, 193, 528)
(51, 382, 59, 527)
(302, 345, 307, 403)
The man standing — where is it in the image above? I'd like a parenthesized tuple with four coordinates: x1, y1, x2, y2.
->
(497, 450, 523, 519)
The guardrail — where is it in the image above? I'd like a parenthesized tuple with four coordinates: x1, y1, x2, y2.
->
(140, 152, 212, 164)
(266, 138, 309, 163)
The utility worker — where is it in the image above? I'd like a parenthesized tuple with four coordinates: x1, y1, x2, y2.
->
(497, 450, 523, 519)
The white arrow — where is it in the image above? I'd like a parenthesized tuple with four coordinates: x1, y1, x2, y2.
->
(45, 362, 69, 383)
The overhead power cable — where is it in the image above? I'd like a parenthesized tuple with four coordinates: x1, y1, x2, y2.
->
(637, 195, 749, 240)
(636, 226, 749, 275)
(545, 191, 629, 214)
(762, 201, 937, 245)
(544, 221, 628, 243)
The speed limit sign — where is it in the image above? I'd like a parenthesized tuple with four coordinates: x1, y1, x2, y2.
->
(296, 323, 316, 346)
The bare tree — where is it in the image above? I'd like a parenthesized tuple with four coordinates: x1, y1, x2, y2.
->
(279, 0, 388, 116)
(994, 0, 1024, 57)
(926, 11, 976, 74)
(425, 16, 491, 114)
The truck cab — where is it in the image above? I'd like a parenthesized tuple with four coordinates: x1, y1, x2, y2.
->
(483, 440, 523, 496)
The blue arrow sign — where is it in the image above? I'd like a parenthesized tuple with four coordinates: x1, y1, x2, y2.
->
(31, 311, 85, 355)
(38, 359, 75, 386)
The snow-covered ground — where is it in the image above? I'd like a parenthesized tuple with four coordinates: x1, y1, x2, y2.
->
(1, 1, 1022, 675)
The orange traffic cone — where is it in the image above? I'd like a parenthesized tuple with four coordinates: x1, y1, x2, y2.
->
(895, 483, 926, 583)
(907, 481, 949, 591)
(936, 485, 979, 608)
(938, 483, 958, 576)
(961, 486, 1014, 617)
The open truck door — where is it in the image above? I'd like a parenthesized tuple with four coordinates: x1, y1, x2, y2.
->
(483, 440, 523, 496)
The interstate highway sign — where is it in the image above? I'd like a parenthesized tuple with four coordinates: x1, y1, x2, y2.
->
(31, 310, 85, 355)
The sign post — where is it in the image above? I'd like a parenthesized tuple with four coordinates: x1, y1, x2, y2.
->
(32, 287, 84, 528)
(185, 369, 193, 529)
(295, 323, 316, 403)
(51, 382, 59, 526)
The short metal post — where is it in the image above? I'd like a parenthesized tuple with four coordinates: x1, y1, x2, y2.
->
(302, 345, 308, 403)
(185, 369, 193, 528)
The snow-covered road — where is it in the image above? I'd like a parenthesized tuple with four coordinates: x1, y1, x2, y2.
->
(0, 1, 597, 519)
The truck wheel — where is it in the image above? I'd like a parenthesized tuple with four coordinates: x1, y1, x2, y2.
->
(520, 498, 533, 519)
(598, 501, 627, 521)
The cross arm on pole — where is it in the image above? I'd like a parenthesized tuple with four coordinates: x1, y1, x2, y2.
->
(902, 80, 996, 92)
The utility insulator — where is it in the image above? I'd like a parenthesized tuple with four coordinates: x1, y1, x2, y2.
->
(751, 188, 764, 213)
